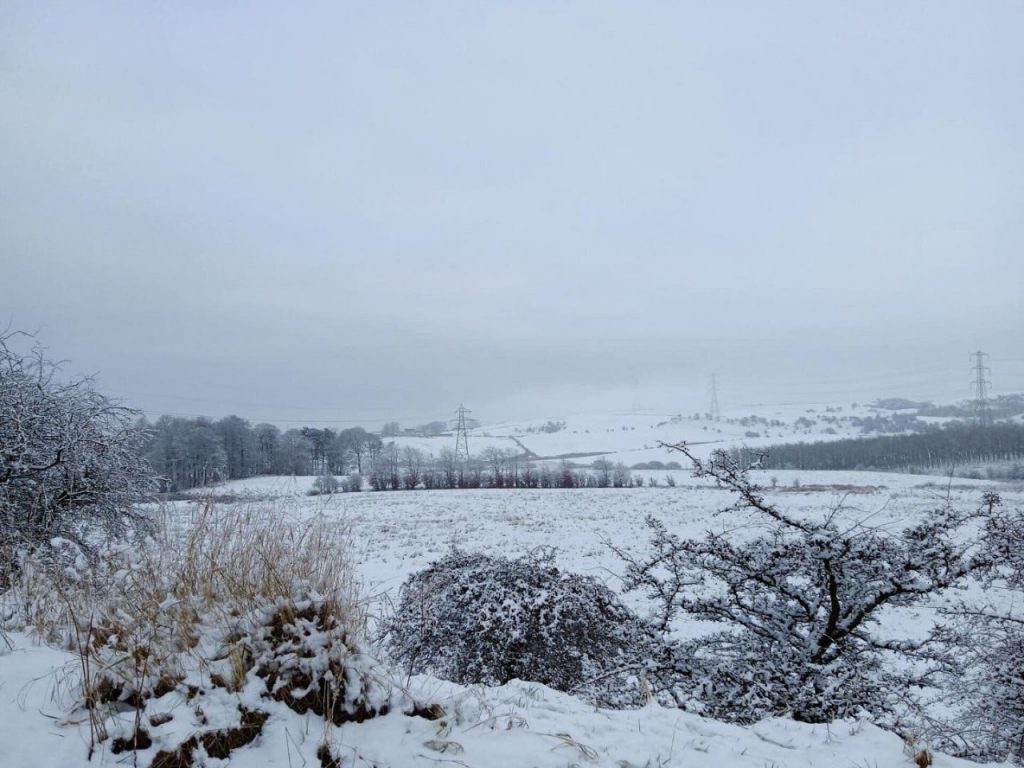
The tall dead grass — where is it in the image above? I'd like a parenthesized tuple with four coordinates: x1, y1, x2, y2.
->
(3, 502, 362, 643)
(3, 501, 379, 760)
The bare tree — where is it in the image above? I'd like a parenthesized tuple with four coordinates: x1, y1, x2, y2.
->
(369, 442, 400, 491)
(611, 461, 632, 488)
(400, 446, 425, 490)
(480, 447, 507, 487)
(438, 447, 458, 489)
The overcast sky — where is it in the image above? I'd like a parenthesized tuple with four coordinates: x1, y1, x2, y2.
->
(2, 2, 1022, 427)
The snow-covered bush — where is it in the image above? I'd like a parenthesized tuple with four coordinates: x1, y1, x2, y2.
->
(929, 492, 1024, 762)
(0, 331, 155, 566)
(383, 549, 663, 706)
(311, 473, 339, 495)
(29, 505, 411, 764)
(934, 608, 1024, 762)
(616, 444, 993, 724)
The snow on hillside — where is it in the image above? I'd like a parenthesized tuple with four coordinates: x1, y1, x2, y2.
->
(283, 401, 882, 468)
(387, 433, 519, 455)
(187, 398, 1013, 478)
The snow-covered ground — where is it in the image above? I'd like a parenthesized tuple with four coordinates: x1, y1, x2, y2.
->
(181, 473, 318, 497)
(1, 629, 994, 768)
(3, 469, 1019, 767)
(172, 472, 1013, 627)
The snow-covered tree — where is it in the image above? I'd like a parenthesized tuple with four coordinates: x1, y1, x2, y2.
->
(615, 443, 992, 724)
(312, 473, 338, 495)
(930, 492, 1024, 762)
(0, 331, 155, 559)
(934, 609, 1024, 761)
(368, 442, 400, 490)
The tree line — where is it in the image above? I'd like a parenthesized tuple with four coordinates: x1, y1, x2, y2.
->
(729, 423, 1024, 476)
(141, 415, 384, 491)
(360, 448, 651, 492)
(140, 415, 662, 493)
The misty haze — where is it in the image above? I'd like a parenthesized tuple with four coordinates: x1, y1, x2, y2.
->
(2, 3, 1023, 767)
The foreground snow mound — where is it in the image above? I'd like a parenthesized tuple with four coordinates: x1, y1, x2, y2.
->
(53, 584, 406, 766)
(0, 633, 1009, 768)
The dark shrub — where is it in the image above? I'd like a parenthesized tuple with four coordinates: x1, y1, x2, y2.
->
(383, 550, 661, 706)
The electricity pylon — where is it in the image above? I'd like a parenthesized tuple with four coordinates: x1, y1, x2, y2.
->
(970, 351, 992, 427)
(453, 404, 472, 460)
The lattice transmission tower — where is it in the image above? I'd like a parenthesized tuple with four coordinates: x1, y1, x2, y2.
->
(970, 350, 992, 427)
(453, 404, 472, 461)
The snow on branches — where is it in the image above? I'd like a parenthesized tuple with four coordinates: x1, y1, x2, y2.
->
(927, 490, 1024, 762)
(383, 549, 664, 707)
(0, 331, 155, 560)
(615, 443, 994, 724)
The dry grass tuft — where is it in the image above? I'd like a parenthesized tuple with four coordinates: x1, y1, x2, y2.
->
(67, 504, 366, 714)
(4, 501, 391, 763)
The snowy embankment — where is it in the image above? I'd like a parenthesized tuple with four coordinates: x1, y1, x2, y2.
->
(0, 632, 999, 768)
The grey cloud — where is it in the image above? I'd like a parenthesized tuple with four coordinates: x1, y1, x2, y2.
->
(2, 1, 1021, 425)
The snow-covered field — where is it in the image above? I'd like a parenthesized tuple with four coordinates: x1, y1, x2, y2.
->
(3, 469, 1019, 767)
(175, 471, 1014, 626)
